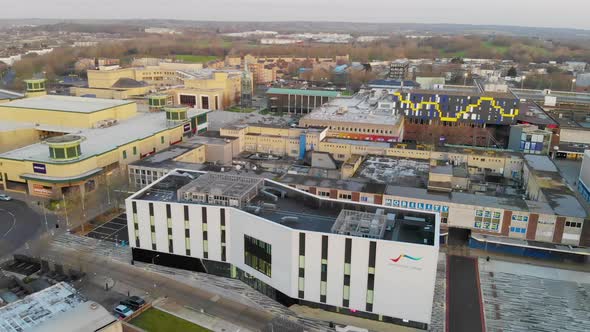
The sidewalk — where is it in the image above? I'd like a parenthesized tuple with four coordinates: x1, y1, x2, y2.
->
(153, 297, 254, 332)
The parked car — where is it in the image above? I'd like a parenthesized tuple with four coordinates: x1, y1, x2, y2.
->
(0, 194, 12, 201)
(120, 296, 146, 310)
(114, 305, 134, 318)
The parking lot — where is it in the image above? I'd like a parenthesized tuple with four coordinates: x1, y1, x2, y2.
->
(86, 214, 129, 244)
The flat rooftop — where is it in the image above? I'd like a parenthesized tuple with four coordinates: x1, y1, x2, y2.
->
(407, 88, 516, 99)
(385, 185, 531, 212)
(129, 134, 233, 169)
(0, 95, 134, 113)
(0, 120, 36, 132)
(133, 170, 437, 245)
(0, 109, 206, 164)
(30, 301, 117, 332)
(516, 102, 557, 126)
(0, 282, 86, 332)
(302, 93, 402, 126)
(266, 87, 341, 98)
(280, 173, 386, 194)
(179, 172, 262, 199)
(325, 138, 392, 148)
(524, 155, 558, 173)
(357, 156, 430, 187)
(0, 89, 23, 100)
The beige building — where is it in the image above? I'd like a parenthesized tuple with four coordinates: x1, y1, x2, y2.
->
(71, 62, 206, 99)
(171, 69, 250, 110)
(248, 62, 277, 84)
(299, 93, 405, 142)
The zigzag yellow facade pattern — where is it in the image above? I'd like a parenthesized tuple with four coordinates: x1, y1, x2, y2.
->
(393, 92, 519, 122)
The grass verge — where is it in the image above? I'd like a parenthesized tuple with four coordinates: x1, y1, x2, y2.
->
(130, 308, 211, 332)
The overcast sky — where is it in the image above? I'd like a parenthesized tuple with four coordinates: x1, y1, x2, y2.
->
(2, 0, 589, 30)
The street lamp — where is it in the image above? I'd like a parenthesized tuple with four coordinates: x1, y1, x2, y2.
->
(521, 76, 526, 89)
(571, 78, 577, 92)
(152, 254, 160, 265)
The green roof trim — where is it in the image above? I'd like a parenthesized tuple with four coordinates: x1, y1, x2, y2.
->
(266, 88, 340, 98)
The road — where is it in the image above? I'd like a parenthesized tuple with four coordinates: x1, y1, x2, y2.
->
(39, 243, 274, 331)
(0, 197, 57, 257)
(447, 255, 485, 332)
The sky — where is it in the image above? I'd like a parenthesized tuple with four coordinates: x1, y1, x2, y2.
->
(1, 0, 589, 30)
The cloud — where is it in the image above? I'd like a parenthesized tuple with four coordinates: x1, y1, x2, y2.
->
(1, 0, 589, 30)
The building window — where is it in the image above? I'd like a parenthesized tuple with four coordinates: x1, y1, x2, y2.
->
(161, 136, 165, 144)
(320, 235, 328, 303)
(343, 238, 352, 307)
(338, 193, 352, 200)
(133, 146, 137, 155)
(122, 150, 127, 159)
(244, 235, 272, 277)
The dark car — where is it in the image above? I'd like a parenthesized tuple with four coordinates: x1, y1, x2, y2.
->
(120, 296, 146, 310)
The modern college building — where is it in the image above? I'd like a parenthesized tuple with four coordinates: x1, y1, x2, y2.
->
(126, 170, 440, 329)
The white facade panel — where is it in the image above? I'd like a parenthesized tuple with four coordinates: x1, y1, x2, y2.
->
(188, 205, 204, 258)
(304, 233, 322, 303)
(326, 235, 345, 307)
(137, 201, 152, 250)
(171, 204, 186, 255)
(153, 202, 168, 252)
(373, 241, 438, 323)
(349, 238, 369, 310)
(227, 208, 296, 294)
(206, 206, 222, 261)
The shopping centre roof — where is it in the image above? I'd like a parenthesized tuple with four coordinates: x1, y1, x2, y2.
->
(0, 109, 205, 164)
(0, 95, 133, 113)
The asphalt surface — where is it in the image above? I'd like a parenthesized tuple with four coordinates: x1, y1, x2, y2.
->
(86, 213, 129, 244)
(0, 198, 57, 257)
(40, 243, 274, 331)
(447, 255, 485, 332)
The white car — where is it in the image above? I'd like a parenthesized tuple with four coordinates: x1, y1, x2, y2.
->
(0, 194, 12, 201)
(114, 305, 134, 318)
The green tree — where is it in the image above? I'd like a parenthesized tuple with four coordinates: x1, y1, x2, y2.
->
(507, 67, 518, 77)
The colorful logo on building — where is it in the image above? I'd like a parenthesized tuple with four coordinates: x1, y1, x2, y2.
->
(390, 254, 422, 263)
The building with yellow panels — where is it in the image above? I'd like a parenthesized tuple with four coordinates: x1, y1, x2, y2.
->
(0, 95, 136, 129)
(220, 124, 328, 159)
(71, 62, 205, 99)
(0, 96, 209, 198)
(171, 69, 250, 110)
(71, 68, 152, 99)
(74, 63, 250, 109)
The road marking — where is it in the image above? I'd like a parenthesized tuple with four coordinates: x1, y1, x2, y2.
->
(0, 208, 17, 239)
